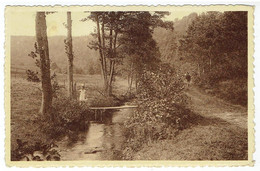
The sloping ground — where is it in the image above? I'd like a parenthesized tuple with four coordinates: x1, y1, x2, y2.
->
(186, 86, 247, 130)
(10, 75, 129, 160)
(10, 78, 47, 156)
(132, 86, 248, 160)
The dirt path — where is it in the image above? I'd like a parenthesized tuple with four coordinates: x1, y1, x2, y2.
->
(185, 86, 247, 130)
(132, 86, 248, 160)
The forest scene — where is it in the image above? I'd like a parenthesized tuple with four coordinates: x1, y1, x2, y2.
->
(10, 10, 248, 161)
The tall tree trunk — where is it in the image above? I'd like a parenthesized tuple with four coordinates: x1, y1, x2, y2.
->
(135, 73, 139, 93)
(66, 11, 74, 98)
(108, 28, 113, 77)
(36, 12, 52, 115)
(101, 14, 107, 80)
(107, 31, 117, 96)
(128, 62, 134, 94)
(95, 14, 108, 92)
(108, 60, 115, 95)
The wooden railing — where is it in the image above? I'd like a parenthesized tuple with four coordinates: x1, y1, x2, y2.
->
(89, 105, 138, 121)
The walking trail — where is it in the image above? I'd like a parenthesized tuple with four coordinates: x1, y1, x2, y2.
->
(186, 86, 247, 130)
(133, 86, 248, 160)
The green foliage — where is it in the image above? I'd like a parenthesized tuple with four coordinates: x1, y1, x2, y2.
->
(50, 72, 61, 98)
(88, 65, 95, 75)
(26, 69, 40, 82)
(154, 11, 248, 106)
(50, 62, 58, 70)
(86, 12, 173, 94)
(87, 59, 100, 75)
(179, 11, 247, 105)
(73, 66, 85, 74)
(40, 98, 92, 139)
(11, 97, 93, 161)
(89, 93, 120, 107)
(119, 12, 171, 75)
(11, 139, 60, 161)
(210, 79, 247, 106)
(179, 11, 247, 81)
(124, 64, 190, 152)
(153, 13, 198, 64)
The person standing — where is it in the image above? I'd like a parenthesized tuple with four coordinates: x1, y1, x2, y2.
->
(79, 84, 87, 102)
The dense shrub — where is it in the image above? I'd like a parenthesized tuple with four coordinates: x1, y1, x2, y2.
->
(39, 98, 92, 140)
(211, 79, 248, 106)
(124, 64, 190, 152)
(26, 69, 40, 82)
(11, 97, 93, 161)
(88, 92, 120, 107)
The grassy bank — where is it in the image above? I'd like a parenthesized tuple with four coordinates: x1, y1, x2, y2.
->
(11, 78, 45, 154)
(209, 79, 247, 107)
(10, 75, 127, 161)
(122, 86, 248, 160)
(11, 78, 92, 160)
(123, 114, 247, 160)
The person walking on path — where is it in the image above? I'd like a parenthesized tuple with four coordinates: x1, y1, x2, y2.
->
(185, 72, 191, 87)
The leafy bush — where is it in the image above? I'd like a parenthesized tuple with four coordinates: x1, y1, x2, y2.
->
(26, 69, 40, 82)
(50, 72, 62, 98)
(11, 97, 93, 161)
(89, 94, 120, 107)
(211, 79, 247, 106)
(124, 64, 190, 152)
(11, 139, 60, 161)
(38, 98, 92, 140)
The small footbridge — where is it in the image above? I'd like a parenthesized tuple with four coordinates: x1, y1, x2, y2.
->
(89, 105, 138, 121)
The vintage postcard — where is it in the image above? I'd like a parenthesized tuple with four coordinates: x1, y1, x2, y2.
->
(5, 5, 254, 167)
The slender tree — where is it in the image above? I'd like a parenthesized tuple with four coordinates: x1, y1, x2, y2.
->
(65, 11, 74, 98)
(95, 13, 108, 92)
(35, 12, 52, 115)
(85, 12, 173, 95)
(87, 12, 120, 96)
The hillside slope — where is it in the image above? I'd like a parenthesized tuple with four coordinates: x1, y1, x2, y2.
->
(11, 35, 99, 71)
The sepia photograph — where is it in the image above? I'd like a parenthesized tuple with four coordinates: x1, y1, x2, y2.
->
(4, 5, 254, 166)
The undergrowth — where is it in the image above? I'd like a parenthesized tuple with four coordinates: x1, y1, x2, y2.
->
(123, 64, 191, 158)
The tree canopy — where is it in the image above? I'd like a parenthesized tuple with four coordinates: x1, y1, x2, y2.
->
(84, 11, 173, 95)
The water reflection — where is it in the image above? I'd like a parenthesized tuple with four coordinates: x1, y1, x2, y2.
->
(57, 108, 133, 160)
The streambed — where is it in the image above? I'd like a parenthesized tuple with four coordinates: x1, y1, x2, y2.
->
(57, 107, 133, 160)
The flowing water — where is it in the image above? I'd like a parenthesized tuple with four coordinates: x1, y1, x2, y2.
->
(57, 107, 133, 160)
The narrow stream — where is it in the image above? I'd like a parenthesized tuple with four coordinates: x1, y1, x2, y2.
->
(57, 107, 133, 160)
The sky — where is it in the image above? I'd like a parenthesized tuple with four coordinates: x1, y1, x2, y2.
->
(6, 10, 208, 37)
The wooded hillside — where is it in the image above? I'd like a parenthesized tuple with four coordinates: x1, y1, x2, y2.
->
(153, 11, 248, 106)
(11, 35, 100, 74)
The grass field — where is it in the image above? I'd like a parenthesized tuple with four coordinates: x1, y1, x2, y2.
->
(11, 78, 45, 154)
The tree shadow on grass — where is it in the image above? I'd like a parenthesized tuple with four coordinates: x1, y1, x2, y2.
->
(176, 108, 248, 160)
